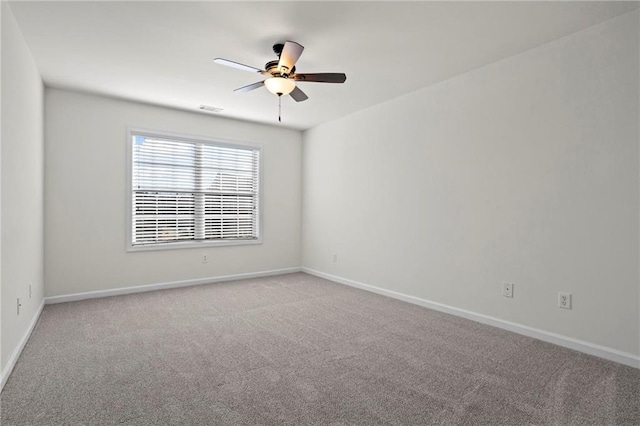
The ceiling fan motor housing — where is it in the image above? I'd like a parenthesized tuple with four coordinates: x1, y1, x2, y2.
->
(265, 59, 295, 77)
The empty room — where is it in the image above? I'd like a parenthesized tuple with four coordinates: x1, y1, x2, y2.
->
(1, 1, 639, 424)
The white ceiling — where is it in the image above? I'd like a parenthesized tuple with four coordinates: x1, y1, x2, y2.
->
(8, 1, 639, 130)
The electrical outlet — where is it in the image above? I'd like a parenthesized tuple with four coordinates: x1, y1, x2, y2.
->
(17, 298, 22, 315)
(502, 282, 514, 298)
(558, 292, 571, 309)
(332, 253, 338, 263)
(202, 254, 208, 264)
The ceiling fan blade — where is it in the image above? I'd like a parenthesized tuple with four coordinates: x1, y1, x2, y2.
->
(214, 58, 263, 73)
(278, 41, 304, 75)
(289, 86, 308, 102)
(234, 81, 265, 93)
(293, 73, 347, 83)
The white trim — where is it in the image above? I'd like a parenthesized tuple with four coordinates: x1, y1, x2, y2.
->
(126, 238, 262, 252)
(302, 268, 640, 369)
(45, 267, 301, 305)
(0, 299, 45, 393)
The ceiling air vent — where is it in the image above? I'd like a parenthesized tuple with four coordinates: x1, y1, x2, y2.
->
(199, 105, 223, 113)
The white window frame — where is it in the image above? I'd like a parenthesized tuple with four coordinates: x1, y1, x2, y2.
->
(126, 128, 262, 252)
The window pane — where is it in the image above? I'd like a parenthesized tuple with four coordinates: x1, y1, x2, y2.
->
(130, 133, 260, 247)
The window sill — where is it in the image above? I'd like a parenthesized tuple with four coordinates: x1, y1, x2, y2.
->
(126, 238, 262, 252)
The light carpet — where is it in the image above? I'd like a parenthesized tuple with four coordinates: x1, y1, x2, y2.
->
(1, 272, 638, 425)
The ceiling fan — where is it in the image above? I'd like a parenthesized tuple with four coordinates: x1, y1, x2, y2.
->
(214, 41, 347, 121)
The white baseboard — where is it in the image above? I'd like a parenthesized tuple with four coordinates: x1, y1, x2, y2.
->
(302, 268, 640, 369)
(45, 267, 302, 305)
(0, 299, 45, 393)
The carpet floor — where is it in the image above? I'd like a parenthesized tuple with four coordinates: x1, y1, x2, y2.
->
(1, 272, 638, 425)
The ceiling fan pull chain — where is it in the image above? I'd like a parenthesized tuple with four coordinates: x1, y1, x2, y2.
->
(278, 94, 282, 122)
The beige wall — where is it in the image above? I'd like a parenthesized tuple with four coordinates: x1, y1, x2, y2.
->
(1, 2, 45, 371)
(44, 89, 302, 297)
(302, 11, 639, 355)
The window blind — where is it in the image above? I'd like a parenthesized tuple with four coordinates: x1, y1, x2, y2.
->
(131, 134, 260, 246)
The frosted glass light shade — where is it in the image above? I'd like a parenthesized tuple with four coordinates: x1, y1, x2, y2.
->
(264, 77, 296, 95)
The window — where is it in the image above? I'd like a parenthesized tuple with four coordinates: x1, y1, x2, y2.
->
(128, 130, 261, 250)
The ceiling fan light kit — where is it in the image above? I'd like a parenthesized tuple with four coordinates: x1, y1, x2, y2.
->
(264, 77, 296, 96)
(214, 40, 347, 122)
